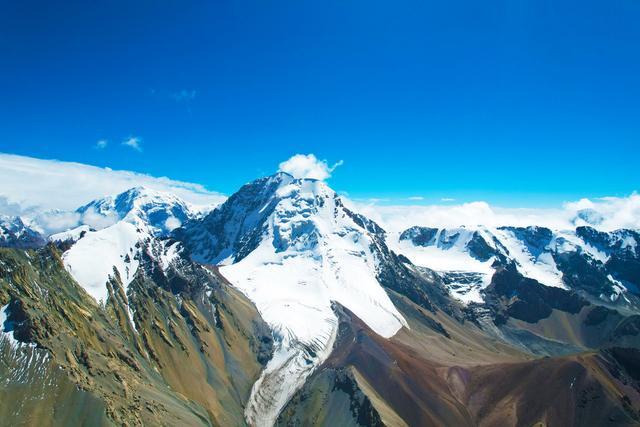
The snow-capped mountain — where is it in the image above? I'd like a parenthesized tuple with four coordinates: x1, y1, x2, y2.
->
(0, 215, 46, 249)
(1, 218, 273, 427)
(392, 226, 504, 303)
(394, 224, 640, 306)
(177, 172, 408, 426)
(60, 187, 194, 303)
(3, 169, 640, 427)
(76, 186, 194, 235)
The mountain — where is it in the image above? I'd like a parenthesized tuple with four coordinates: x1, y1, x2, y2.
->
(76, 186, 195, 236)
(60, 187, 199, 304)
(0, 215, 46, 249)
(177, 172, 409, 425)
(1, 175, 640, 427)
(395, 225, 640, 308)
(177, 173, 640, 425)
(1, 186, 272, 425)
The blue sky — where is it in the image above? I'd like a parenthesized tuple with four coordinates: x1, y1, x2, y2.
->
(1, 0, 638, 206)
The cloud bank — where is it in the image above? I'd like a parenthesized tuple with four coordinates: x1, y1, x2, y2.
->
(0, 153, 226, 221)
(1, 152, 637, 236)
(350, 194, 640, 233)
(564, 194, 640, 231)
(278, 154, 343, 180)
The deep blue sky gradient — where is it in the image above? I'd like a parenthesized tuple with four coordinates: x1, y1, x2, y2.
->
(1, 0, 638, 205)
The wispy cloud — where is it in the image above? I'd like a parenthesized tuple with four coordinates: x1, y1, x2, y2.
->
(407, 196, 424, 201)
(95, 139, 108, 149)
(440, 197, 456, 202)
(122, 136, 142, 152)
(171, 89, 197, 102)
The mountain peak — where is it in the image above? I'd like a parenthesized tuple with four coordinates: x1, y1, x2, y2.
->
(178, 172, 342, 264)
(176, 172, 405, 424)
(77, 186, 192, 235)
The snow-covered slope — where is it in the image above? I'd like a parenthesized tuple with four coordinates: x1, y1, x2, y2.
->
(493, 227, 566, 289)
(178, 172, 407, 426)
(61, 187, 190, 303)
(49, 225, 93, 244)
(63, 221, 142, 303)
(395, 224, 639, 305)
(390, 226, 505, 304)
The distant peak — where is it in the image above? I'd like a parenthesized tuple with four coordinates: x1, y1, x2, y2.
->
(72, 185, 192, 236)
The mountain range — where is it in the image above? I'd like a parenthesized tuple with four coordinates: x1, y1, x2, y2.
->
(1, 173, 639, 426)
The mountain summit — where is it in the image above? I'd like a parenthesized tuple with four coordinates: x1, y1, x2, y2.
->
(76, 186, 194, 235)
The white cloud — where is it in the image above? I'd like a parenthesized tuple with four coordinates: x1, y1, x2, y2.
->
(349, 194, 640, 233)
(0, 196, 24, 217)
(78, 207, 120, 230)
(564, 193, 640, 231)
(34, 210, 82, 233)
(95, 139, 108, 149)
(0, 153, 226, 225)
(122, 136, 142, 152)
(440, 197, 456, 202)
(407, 196, 424, 201)
(278, 154, 343, 180)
